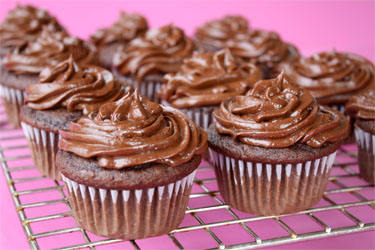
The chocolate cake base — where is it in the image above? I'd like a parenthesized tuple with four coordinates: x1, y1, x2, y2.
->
(57, 150, 201, 239)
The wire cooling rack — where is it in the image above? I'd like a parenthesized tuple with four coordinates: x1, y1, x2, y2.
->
(0, 104, 374, 250)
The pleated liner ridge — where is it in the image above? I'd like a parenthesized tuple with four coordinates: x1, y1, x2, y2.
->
(355, 126, 375, 183)
(209, 149, 337, 215)
(61, 170, 196, 240)
(0, 85, 27, 127)
(124, 76, 162, 103)
(21, 122, 61, 180)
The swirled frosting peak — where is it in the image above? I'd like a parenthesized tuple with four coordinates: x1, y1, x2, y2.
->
(113, 24, 195, 82)
(214, 73, 350, 148)
(283, 51, 375, 104)
(25, 56, 128, 115)
(346, 89, 375, 120)
(160, 49, 262, 108)
(195, 15, 250, 49)
(90, 11, 148, 46)
(2, 29, 96, 74)
(58, 90, 208, 168)
(0, 4, 65, 50)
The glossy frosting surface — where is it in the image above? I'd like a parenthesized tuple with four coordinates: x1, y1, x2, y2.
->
(214, 73, 350, 148)
(90, 11, 148, 46)
(59, 90, 207, 168)
(2, 29, 96, 74)
(283, 51, 375, 104)
(113, 24, 195, 82)
(25, 57, 128, 115)
(160, 49, 262, 108)
(346, 89, 375, 120)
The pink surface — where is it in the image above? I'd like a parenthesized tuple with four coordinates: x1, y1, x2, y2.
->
(0, 0, 375, 249)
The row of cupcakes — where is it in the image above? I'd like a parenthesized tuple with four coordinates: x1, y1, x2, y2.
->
(0, 4, 374, 241)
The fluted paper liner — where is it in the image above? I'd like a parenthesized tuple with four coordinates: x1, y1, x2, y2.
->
(354, 126, 375, 183)
(61, 170, 196, 240)
(0, 85, 27, 127)
(209, 149, 337, 215)
(124, 76, 162, 103)
(21, 122, 61, 180)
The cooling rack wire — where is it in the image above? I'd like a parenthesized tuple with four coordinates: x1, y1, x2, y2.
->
(0, 102, 374, 250)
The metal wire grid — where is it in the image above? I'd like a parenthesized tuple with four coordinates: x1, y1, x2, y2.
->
(0, 112, 374, 249)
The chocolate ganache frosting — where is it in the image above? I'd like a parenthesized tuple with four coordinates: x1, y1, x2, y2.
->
(59, 90, 207, 168)
(0, 5, 64, 51)
(113, 24, 195, 82)
(160, 49, 262, 108)
(195, 15, 250, 49)
(214, 73, 350, 148)
(90, 11, 148, 46)
(226, 29, 299, 70)
(2, 29, 96, 75)
(346, 89, 375, 120)
(25, 56, 129, 115)
(283, 51, 375, 105)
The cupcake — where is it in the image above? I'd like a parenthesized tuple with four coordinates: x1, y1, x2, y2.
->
(19, 56, 131, 180)
(283, 51, 375, 114)
(0, 4, 65, 58)
(194, 15, 250, 52)
(90, 11, 148, 69)
(226, 29, 300, 78)
(113, 24, 195, 102)
(159, 48, 262, 130)
(0, 29, 96, 127)
(56, 90, 207, 239)
(346, 89, 375, 183)
(208, 73, 350, 215)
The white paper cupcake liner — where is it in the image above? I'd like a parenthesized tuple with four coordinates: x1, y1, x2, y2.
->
(0, 84, 27, 127)
(354, 126, 375, 183)
(21, 122, 61, 180)
(61, 170, 196, 239)
(209, 149, 337, 215)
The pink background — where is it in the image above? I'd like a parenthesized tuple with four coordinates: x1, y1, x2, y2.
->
(0, 0, 374, 249)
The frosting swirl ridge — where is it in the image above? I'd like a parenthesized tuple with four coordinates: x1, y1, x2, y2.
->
(2, 29, 96, 74)
(59, 90, 208, 168)
(0, 5, 64, 50)
(90, 11, 148, 46)
(160, 49, 262, 108)
(346, 89, 375, 120)
(25, 56, 129, 115)
(195, 15, 250, 49)
(113, 24, 195, 82)
(214, 73, 349, 148)
(283, 51, 375, 104)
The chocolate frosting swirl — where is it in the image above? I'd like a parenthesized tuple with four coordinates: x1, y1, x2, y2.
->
(113, 24, 195, 82)
(195, 15, 250, 49)
(59, 90, 207, 168)
(0, 5, 65, 50)
(226, 29, 299, 69)
(90, 11, 148, 46)
(25, 56, 130, 115)
(283, 51, 375, 104)
(214, 73, 350, 148)
(346, 89, 375, 120)
(2, 29, 96, 75)
(160, 49, 262, 108)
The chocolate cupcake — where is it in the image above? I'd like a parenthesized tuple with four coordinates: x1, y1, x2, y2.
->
(346, 89, 375, 183)
(90, 11, 148, 69)
(0, 4, 65, 58)
(159, 48, 262, 130)
(226, 29, 300, 78)
(283, 51, 375, 113)
(56, 90, 207, 239)
(0, 29, 96, 127)
(20, 56, 131, 180)
(194, 15, 250, 52)
(208, 73, 350, 215)
(113, 24, 195, 102)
